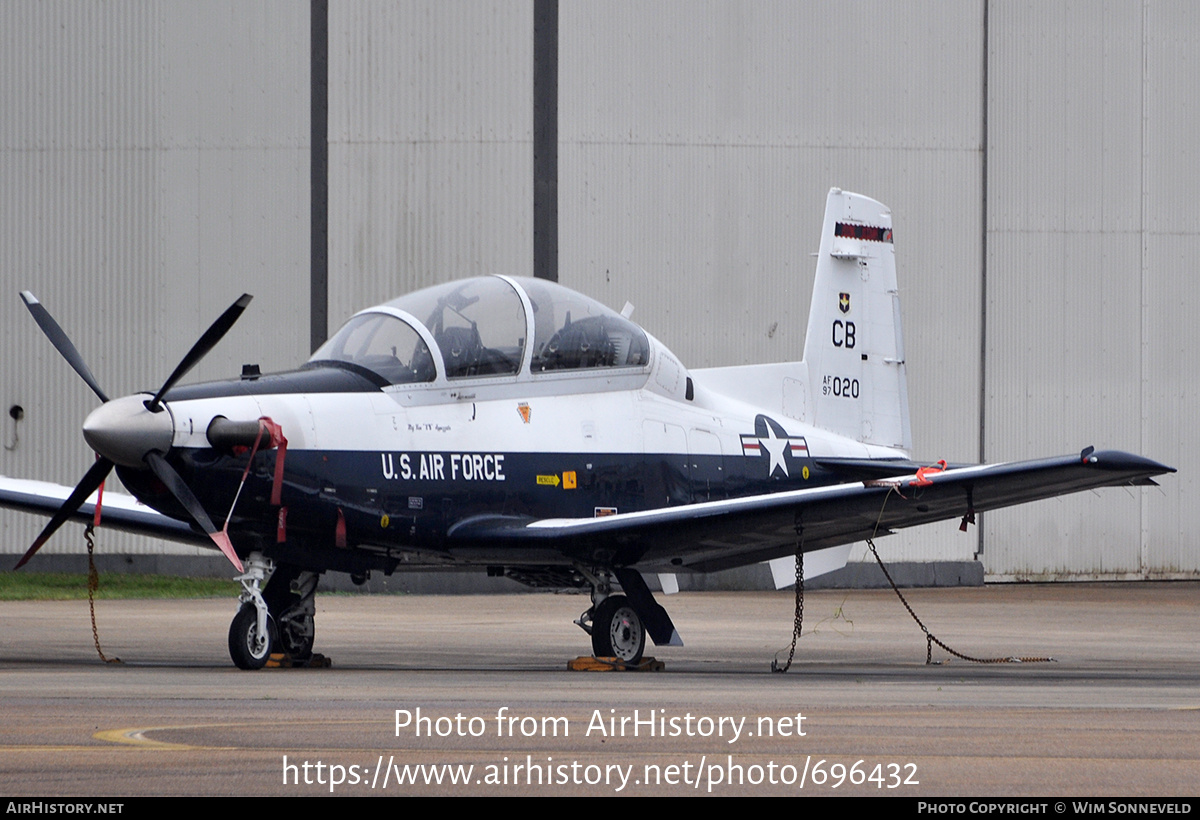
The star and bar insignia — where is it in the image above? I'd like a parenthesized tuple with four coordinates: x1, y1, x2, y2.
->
(740, 415, 808, 478)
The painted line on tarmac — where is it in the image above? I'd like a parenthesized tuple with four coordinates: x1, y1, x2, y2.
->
(94, 725, 214, 750)
(93, 719, 381, 749)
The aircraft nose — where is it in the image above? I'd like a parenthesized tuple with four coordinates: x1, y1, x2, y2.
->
(82, 394, 174, 468)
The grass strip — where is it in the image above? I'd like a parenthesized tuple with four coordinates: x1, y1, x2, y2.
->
(0, 572, 236, 601)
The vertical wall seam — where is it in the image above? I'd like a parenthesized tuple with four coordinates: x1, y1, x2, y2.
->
(1138, 0, 1148, 575)
(977, 0, 990, 561)
(533, 0, 558, 281)
(310, 0, 329, 352)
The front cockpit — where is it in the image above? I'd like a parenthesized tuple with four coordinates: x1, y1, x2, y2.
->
(307, 276, 651, 386)
(307, 311, 438, 385)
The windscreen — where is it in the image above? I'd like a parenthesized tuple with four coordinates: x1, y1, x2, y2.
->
(308, 313, 436, 384)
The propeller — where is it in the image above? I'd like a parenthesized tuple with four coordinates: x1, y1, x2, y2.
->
(146, 294, 252, 412)
(15, 292, 252, 571)
(19, 292, 109, 403)
(13, 457, 113, 569)
(145, 451, 241, 570)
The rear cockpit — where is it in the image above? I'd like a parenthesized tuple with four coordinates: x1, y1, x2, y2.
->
(307, 276, 651, 387)
(521, 278, 649, 372)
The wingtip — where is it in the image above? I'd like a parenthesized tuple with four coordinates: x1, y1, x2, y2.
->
(19, 290, 38, 306)
(1088, 450, 1175, 475)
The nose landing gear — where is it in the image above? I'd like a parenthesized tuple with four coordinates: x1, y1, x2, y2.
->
(229, 552, 274, 670)
(228, 553, 320, 670)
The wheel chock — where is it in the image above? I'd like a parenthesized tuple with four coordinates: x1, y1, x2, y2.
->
(265, 652, 332, 669)
(568, 656, 664, 672)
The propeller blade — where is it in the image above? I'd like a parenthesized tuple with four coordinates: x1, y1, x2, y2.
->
(146, 294, 252, 412)
(14, 457, 114, 569)
(144, 450, 243, 571)
(20, 292, 109, 403)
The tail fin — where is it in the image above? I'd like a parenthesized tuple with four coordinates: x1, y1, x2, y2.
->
(802, 189, 911, 453)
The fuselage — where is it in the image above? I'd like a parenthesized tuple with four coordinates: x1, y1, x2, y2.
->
(107, 275, 905, 574)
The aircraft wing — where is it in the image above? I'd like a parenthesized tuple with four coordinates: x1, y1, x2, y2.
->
(447, 450, 1173, 573)
(0, 476, 203, 546)
(0, 450, 1172, 575)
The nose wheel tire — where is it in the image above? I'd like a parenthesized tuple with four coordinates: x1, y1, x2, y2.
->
(228, 604, 277, 670)
(591, 595, 646, 663)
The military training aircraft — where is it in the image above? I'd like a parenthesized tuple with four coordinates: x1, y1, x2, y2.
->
(0, 189, 1173, 669)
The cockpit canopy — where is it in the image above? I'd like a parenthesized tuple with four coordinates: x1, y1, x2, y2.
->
(308, 276, 650, 385)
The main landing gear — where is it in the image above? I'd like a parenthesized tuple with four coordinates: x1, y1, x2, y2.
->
(228, 552, 319, 670)
(575, 567, 681, 665)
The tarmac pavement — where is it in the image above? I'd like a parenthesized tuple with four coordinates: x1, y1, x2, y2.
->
(0, 583, 1196, 796)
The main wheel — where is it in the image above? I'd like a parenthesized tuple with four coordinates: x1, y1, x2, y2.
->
(261, 564, 317, 661)
(228, 604, 277, 670)
(277, 611, 315, 660)
(591, 595, 646, 663)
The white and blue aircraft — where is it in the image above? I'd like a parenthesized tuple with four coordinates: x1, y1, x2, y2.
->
(0, 189, 1173, 669)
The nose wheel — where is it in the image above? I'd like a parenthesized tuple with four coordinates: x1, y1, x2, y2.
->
(228, 603, 277, 670)
(590, 595, 646, 663)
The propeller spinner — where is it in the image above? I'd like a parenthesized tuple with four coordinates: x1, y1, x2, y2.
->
(14, 293, 252, 571)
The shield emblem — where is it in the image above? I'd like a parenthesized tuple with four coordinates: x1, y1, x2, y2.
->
(838, 292, 850, 314)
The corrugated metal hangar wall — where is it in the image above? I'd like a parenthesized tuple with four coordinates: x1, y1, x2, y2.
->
(0, 2, 313, 570)
(0, 1, 1194, 582)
